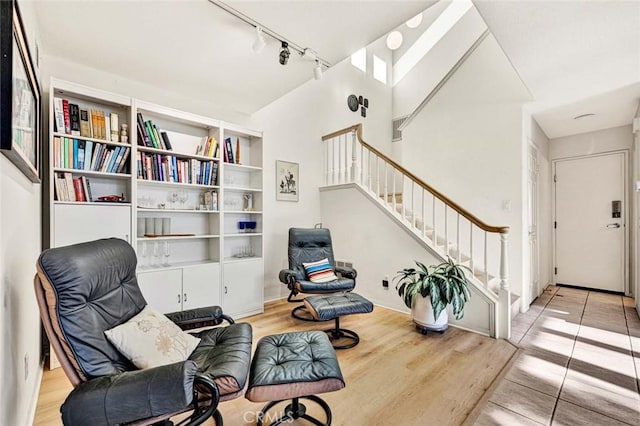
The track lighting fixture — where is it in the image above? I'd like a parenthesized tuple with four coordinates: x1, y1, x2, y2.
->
(313, 60, 323, 80)
(279, 41, 290, 65)
(252, 26, 266, 52)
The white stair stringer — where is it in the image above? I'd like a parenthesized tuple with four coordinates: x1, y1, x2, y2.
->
(320, 182, 500, 338)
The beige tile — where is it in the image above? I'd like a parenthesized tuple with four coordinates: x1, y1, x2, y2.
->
(531, 318, 580, 336)
(475, 402, 545, 426)
(519, 330, 575, 358)
(552, 400, 629, 426)
(577, 325, 632, 352)
(489, 380, 557, 425)
(560, 369, 640, 424)
(505, 351, 567, 397)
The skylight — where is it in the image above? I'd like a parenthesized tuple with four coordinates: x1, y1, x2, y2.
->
(351, 48, 366, 73)
(373, 55, 387, 84)
(393, 0, 473, 86)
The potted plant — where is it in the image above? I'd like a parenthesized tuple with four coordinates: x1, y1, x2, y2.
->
(395, 257, 472, 334)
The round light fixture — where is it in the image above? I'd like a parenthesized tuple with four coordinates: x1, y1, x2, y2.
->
(406, 13, 423, 28)
(573, 113, 596, 120)
(386, 31, 403, 50)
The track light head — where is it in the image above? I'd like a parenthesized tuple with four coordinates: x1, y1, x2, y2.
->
(252, 26, 266, 53)
(279, 41, 290, 65)
(313, 60, 322, 80)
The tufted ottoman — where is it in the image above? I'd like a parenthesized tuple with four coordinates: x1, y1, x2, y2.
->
(303, 293, 374, 349)
(245, 331, 345, 426)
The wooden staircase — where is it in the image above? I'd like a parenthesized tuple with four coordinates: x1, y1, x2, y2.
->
(322, 124, 513, 339)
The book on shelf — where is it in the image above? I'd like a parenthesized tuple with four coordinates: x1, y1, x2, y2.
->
(224, 137, 235, 163)
(69, 103, 81, 136)
(72, 178, 86, 202)
(56, 138, 128, 174)
(62, 99, 71, 134)
(54, 172, 95, 203)
(138, 153, 217, 185)
(79, 108, 92, 137)
(235, 138, 240, 164)
(53, 98, 65, 133)
(81, 176, 93, 201)
(110, 113, 119, 142)
(84, 141, 94, 171)
(64, 172, 76, 202)
(160, 131, 173, 150)
(136, 112, 152, 147)
(105, 114, 111, 142)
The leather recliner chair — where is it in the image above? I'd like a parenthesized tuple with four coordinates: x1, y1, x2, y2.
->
(34, 238, 252, 425)
(279, 227, 357, 320)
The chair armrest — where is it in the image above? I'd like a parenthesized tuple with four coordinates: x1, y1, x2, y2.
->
(165, 306, 234, 330)
(279, 268, 305, 286)
(335, 265, 357, 280)
(61, 360, 199, 426)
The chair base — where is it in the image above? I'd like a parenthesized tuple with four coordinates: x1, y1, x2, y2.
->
(324, 318, 359, 349)
(292, 305, 324, 322)
(257, 396, 332, 426)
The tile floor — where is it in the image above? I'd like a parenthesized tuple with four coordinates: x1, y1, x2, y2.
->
(475, 285, 640, 425)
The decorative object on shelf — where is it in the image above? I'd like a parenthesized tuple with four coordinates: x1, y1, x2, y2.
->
(394, 257, 472, 334)
(139, 242, 148, 268)
(120, 123, 128, 144)
(276, 160, 299, 202)
(177, 189, 189, 209)
(167, 191, 178, 209)
(162, 218, 171, 235)
(162, 241, 170, 266)
(243, 193, 253, 211)
(203, 190, 218, 211)
(0, 0, 41, 183)
(137, 218, 146, 237)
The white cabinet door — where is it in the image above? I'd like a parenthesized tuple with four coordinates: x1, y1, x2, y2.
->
(54, 204, 131, 247)
(137, 269, 182, 313)
(222, 259, 263, 317)
(182, 264, 221, 310)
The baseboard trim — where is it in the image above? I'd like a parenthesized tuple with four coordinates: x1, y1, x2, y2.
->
(26, 360, 44, 426)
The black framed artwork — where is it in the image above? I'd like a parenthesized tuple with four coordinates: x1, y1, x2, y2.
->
(0, 0, 41, 182)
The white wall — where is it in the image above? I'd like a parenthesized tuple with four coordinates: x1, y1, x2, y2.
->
(550, 125, 633, 160)
(0, 2, 44, 425)
(248, 51, 393, 302)
(523, 114, 552, 305)
(320, 186, 493, 335)
(400, 34, 531, 304)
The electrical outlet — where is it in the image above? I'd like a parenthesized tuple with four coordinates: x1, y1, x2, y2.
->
(382, 279, 389, 288)
(24, 353, 29, 381)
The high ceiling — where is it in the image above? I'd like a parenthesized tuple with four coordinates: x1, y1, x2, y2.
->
(33, 0, 640, 138)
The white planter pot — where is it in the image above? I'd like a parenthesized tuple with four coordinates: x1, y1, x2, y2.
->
(412, 295, 448, 332)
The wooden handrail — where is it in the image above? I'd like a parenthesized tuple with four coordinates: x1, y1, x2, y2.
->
(322, 124, 509, 234)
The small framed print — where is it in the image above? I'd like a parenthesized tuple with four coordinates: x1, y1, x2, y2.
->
(276, 160, 298, 202)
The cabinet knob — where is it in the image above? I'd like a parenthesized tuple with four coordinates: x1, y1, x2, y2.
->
(178, 294, 181, 303)
(183, 293, 188, 302)
(224, 286, 228, 294)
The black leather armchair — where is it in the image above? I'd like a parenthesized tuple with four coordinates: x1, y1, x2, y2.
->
(34, 238, 252, 426)
(279, 228, 356, 320)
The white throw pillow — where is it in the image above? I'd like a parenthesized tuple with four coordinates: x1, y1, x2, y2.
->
(105, 305, 201, 369)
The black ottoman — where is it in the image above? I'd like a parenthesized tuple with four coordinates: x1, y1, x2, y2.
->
(245, 331, 345, 426)
(303, 293, 374, 349)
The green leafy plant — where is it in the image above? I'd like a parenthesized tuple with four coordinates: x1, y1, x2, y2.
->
(395, 257, 472, 320)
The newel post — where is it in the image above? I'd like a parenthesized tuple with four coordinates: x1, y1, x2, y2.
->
(498, 230, 511, 339)
(350, 129, 359, 183)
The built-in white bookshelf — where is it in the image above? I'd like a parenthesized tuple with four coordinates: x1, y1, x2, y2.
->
(47, 79, 265, 365)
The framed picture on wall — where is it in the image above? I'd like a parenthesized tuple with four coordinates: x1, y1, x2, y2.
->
(0, 0, 41, 183)
(276, 160, 299, 202)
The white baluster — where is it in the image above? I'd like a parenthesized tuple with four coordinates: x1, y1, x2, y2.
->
(422, 189, 426, 238)
(340, 135, 345, 183)
(392, 168, 397, 213)
(411, 181, 416, 229)
(384, 162, 388, 205)
(444, 206, 448, 256)
(330, 138, 335, 185)
(498, 231, 510, 339)
(360, 142, 364, 185)
(376, 155, 380, 198)
(469, 226, 474, 274)
(484, 231, 489, 286)
(402, 175, 406, 222)
(368, 150, 372, 192)
(351, 130, 358, 183)
(325, 138, 329, 185)
(432, 195, 437, 246)
(456, 215, 461, 264)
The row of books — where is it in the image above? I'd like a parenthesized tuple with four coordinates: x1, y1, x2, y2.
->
(136, 152, 219, 186)
(54, 173, 93, 202)
(223, 137, 240, 164)
(53, 97, 123, 142)
(136, 113, 173, 150)
(194, 136, 218, 158)
(54, 137, 130, 174)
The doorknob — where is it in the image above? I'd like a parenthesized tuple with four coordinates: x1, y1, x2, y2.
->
(607, 223, 621, 228)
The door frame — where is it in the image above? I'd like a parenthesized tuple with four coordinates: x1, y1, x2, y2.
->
(526, 142, 540, 307)
(552, 150, 630, 294)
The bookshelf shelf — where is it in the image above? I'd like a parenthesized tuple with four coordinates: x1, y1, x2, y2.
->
(138, 260, 220, 273)
(224, 163, 262, 172)
(137, 179, 220, 190)
(53, 132, 131, 148)
(53, 168, 132, 180)
(224, 186, 263, 192)
(224, 233, 262, 238)
(223, 256, 263, 263)
(137, 234, 220, 241)
(137, 207, 219, 214)
(53, 201, 132, 207)
(137, 145, 220, 162)
(224, 210, 262, 214)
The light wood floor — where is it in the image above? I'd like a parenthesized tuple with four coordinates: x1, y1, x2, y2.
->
(34, 300, 516, 425)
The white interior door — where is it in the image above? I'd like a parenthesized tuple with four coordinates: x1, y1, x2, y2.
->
(528, 145, 540, 301)
(555, 152, 626, 292)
